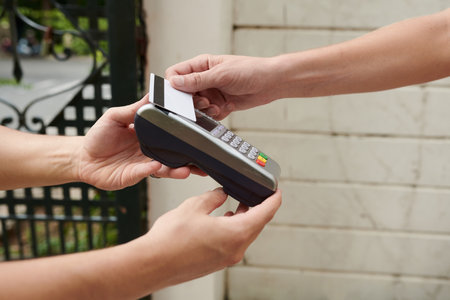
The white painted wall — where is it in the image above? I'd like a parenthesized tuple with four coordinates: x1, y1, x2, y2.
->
(144, 1, 232, 299)
(145, 0, 450, 299)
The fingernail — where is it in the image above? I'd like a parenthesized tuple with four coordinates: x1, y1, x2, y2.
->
(197, 100, 209, 109)
(206, 107, 218, 116)
(172, 76, 184, 87)
(213, 187, 225, 193)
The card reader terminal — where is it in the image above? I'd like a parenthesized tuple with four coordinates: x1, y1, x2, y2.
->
(134, 103, 281, 207)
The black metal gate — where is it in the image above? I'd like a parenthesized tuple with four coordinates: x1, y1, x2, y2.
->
(0, 0, 148, 261)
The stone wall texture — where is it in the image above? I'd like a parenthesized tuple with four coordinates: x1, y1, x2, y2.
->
(228, 1, 450, 299)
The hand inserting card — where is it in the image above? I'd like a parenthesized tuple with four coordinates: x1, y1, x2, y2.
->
(149, 73, 196, 122)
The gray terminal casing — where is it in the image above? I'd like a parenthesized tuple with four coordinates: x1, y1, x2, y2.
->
(134, 103, 280, 206)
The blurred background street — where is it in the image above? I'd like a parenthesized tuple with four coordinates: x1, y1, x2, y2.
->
(0, 56, 91, 130)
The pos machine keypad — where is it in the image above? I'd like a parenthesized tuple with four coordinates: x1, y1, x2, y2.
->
(218, 130, 268, 167)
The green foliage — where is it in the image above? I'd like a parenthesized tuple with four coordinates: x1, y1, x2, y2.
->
(0, 217, 118, 260)
(0, 77, 32, 88)
(0, 191, 119, 260)
(1, 6, 109, 56)
(18, 7, 98, 56)
(33, 221, 118, 257)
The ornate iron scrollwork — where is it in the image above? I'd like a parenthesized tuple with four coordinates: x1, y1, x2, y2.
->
(1, 0, 148, 262)
(0, 0, 106, 132)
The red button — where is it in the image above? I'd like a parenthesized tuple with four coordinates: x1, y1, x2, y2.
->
(257, 159, 266, 167)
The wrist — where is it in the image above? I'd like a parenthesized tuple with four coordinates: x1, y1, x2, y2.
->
(119, 234, 177, 295)
(0, 128, 84, 190)
(64, 136, 84, 184)
(271, 49, 347, 98)
(270, 52, 315, 98)
(266, 53, 311, 99)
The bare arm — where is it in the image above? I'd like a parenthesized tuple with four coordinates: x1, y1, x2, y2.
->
(166, 8, 450, 119)
(0, 126, 81, 189)
(0, 95, 202, 190)
(0, 188, 282, 299)
(275, 8, 450, 98)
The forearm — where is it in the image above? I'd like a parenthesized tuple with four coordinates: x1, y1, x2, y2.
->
(0, 237, 168, 299)
(0, 232, 220, 299)
(0, 126, 81, 190)
(274, 8, 450, 98)
(0, 188, 281, 299)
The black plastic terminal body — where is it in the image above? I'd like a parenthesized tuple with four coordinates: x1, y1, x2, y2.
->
(134, 112, 276, 207)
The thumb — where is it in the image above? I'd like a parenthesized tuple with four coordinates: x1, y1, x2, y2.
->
(106, 94, 149, 125)
(169, 70, 215, 93)
(187, 187, 228, 214)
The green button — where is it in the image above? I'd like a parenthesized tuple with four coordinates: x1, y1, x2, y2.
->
(260, 152, 268, 159)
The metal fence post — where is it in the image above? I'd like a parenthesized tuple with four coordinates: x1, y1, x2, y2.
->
(106, 0, 146, 244)
(0, 0, 148, 262)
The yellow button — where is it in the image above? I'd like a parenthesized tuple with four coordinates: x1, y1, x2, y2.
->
(258, 156, 267, 163)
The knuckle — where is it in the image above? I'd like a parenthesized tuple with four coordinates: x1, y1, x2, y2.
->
(191, 72, 203, 88)
(200, 53, 216, 69)
(197, 53, 211, 61)
(225, 251, 245, 266)
(103, 106, 117, 116)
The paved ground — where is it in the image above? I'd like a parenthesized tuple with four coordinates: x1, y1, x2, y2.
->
(0, 55, 92, 131)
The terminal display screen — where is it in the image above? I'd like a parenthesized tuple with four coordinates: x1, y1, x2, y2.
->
(194, 111, 217, 132)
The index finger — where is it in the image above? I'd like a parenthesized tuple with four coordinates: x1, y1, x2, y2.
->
(237, 189, 282, 229)
(165, 54, 214, 78)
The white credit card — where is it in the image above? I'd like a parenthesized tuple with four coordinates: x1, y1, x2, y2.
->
(149, 73, 196, 122)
